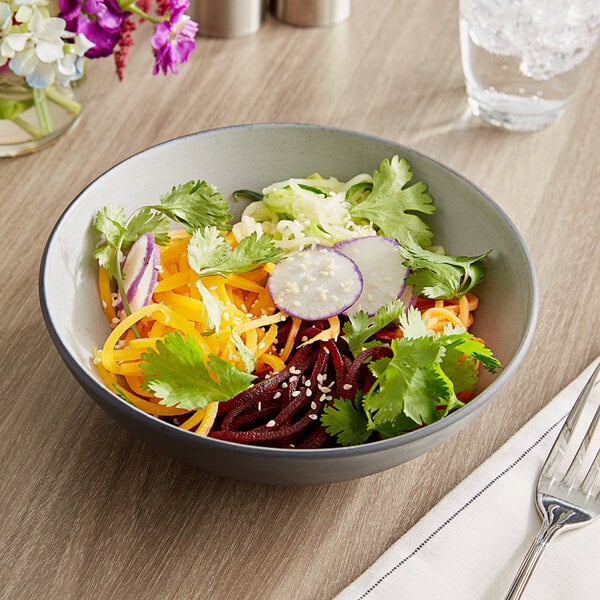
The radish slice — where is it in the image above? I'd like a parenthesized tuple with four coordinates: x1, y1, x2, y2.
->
(120, 233, 160, 313)
(335, 236, 409, 316)
(268, 246, 363, 320)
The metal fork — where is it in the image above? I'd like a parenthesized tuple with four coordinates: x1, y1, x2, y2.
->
(504, 361, 600, 600)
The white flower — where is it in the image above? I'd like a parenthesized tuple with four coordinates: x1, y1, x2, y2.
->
(0, 2, 11, 66)
(0, 8, 92, 88)
(0, 2, 11, 34)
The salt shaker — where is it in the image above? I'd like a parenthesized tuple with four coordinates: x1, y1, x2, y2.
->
(191, 0, 267, 38)
(272, 0, 352, 27)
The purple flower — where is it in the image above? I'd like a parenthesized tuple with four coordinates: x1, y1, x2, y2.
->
(59, 0, 125, 58)
(151, 0, 197, 76)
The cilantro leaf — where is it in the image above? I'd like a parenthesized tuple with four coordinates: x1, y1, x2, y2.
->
(364, 337, 449, 426)
(398, 305, 432, 339)
(400, 237, 489, 300)
(94, 205, 127, 248)
(188, 227, 283, 277)
(320, 397, 371, 446)
(140, 332, 255, 410)
(349, 156, 436, 247)
(342, 300, 405, 357)
(156, 180, 232, 232)
(121, 207, 171, 250)
(440, 333, 502, 374)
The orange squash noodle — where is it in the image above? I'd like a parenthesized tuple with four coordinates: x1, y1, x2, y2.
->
(419, 293, 478, 333)
(95, 231, 291, 435)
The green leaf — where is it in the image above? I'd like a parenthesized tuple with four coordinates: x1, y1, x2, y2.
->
(364, 337, 449, 426)
(398, 305, 432, 339)
(0, 97, 34, 120)
(156, 180, 233, 232)
(140, 332, 255, 410)
(375, 412, 420, 438)
(93, 205, 127, 248)
(232, 189, 264, 202)
(94, 244, 120, 279)
(122, 207, 171, 251)
(349, 156, 436, 247)
(195, 278, 223, 333)
(400, 237, 489, 300)
(342, 300, 405, 357)
(188, 227, 283, 278)
(230, 328, 257, 373)
(320, 397, 371, 446)
(440, 333, 502, 374)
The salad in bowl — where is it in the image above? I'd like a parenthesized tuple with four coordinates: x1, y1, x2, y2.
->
(91, 155, 501, 449)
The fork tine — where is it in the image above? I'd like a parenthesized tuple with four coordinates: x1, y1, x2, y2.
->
(562, 398, 600, 490)
(582, 445, 600, 498)
(541, 362, 600, 485)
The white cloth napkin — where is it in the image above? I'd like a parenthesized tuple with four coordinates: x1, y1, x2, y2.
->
(335, 358, 600, 600)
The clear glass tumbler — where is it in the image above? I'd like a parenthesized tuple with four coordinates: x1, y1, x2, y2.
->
(459, 0, 600, 131)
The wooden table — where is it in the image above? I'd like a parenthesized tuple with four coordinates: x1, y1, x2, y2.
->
(1, 1, 599, 598)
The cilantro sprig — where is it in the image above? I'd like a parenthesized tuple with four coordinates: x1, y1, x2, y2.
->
(399, 237, 489, 300)
(187, 226, 283, 332)
(349, 156, 436, 247)
(321, 307, 502, 446)
(140, 332, 255, 410)
(341, 300, 405, 358)
(93, 180, 232, 317)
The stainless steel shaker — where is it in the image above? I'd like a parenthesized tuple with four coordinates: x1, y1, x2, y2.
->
(191, 0, 267, 38)
(272, 0, 352, 27)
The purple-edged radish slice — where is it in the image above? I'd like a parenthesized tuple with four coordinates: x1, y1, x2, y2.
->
(119, 233, 160, 313)
(268, 246, 363, 320)
(399, 284, 416, 311)
(335, 236, 409, 316)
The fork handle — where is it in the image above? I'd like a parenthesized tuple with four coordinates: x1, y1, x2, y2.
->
(503, 522, 562, 600)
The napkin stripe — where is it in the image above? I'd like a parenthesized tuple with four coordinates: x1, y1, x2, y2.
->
(356, 411, 569, 600)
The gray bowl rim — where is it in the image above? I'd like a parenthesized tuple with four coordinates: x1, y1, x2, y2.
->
(39, 122, 539, 462)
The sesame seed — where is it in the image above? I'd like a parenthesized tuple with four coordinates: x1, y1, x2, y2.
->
(257, 401, 262, 411)
(304, 379, 311, 387)
(282, 382, 288, 388)
(343, 383, 353, 391)
(111, 317, 120, 325)
(273, 392, 282, 400)
(308, 414, 318, 421)
(292, 390, 301, 397)
(306, 389, 313, 397)
(310, 401, 317, 410)
(266, 420, 276, 428)
(101, 300, 107, 309)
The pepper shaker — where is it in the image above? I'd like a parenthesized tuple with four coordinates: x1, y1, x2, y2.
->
(191, 0, 267, 38)
(272, 0, 352, 27)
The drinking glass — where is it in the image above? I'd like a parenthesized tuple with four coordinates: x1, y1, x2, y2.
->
(459, 0, 600, 131)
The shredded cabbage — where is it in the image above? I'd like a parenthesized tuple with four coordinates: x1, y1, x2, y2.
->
(232, 173, 376, 250)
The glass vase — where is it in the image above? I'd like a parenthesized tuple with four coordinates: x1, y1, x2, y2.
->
(0, 71, 83, 158)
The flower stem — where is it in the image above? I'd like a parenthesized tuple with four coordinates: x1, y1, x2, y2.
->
(10, 115, 44, 139)
(45, 85, 82, 115)
(125, 3, 161, 24)
(32, 87, 53, 135)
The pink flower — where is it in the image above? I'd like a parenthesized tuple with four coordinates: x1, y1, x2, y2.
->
(151, 0, 197, 76)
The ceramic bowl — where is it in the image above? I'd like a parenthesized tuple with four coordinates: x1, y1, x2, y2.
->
(39, 124, 538, 485)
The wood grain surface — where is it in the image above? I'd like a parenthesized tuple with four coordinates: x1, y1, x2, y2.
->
(1, 1, 599, 598)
